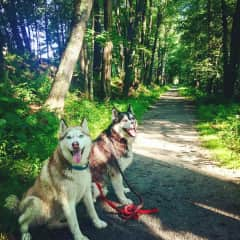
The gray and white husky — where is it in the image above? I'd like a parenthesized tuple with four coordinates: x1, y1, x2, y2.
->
(90, 105, 137, 205)
(6, 119, 107, 240)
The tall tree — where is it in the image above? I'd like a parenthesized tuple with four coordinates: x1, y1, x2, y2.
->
(45, 0, 93, 112)
(147, 6, 162, 85)
(0, 33, 5, 81)
(226, 0, 240, 98)
(101, 0, 113, 99)
(4, 0, 24, 53)
(93, 0, 102, 98)
(221, 0, 229, 97)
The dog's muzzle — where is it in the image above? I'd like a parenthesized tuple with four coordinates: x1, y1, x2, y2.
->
(124, 127, 137, 137)
(71, 143, 85, 163)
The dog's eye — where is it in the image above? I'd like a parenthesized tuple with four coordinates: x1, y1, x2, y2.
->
(79, 135, 84, 138)
(66, 136, 72, 139)
(122, 119, 128, 123)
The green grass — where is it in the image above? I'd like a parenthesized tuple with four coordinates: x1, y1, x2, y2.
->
(180, 86, 240, 169)
(0, 84, 167, 238)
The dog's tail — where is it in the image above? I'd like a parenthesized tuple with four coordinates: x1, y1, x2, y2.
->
(5, 194, 20, 213)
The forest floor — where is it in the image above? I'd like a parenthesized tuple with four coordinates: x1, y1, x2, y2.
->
(19, 89, 240, 240)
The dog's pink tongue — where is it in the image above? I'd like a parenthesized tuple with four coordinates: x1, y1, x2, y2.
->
(73, 150, 81, 163)
(128, 128, 136, 137)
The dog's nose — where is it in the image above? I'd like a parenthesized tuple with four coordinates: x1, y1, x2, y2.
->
(72, 142, 79, 149)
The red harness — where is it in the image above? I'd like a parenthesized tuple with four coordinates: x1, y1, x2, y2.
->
(95, 182, 159, 220)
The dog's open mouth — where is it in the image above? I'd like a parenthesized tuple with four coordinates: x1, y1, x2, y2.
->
(124, 127, 137, 137)
(71, 147, 85, 163)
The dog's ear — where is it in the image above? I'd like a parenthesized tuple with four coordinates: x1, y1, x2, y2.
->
(112, 107, 119, 121)
(60, 119, 68, 133)
(127, 104, 134, 114)
(81, 118, 89, 134)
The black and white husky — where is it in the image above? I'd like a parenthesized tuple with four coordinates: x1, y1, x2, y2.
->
(6, 119, 107, 240)
(90, 105, 137, 204)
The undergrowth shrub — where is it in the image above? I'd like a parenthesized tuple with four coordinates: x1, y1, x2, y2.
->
(0, 83, 59, 176)
(181, 86, 240, 168)
(5, 53, 52, 103)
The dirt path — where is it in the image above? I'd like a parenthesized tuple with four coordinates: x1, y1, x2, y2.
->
(30, 89, 240, 240)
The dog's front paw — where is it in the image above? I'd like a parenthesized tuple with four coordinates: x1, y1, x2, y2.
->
(120, 197, 133, 205)
(21, 232, 31, 240)
(123, 187, 130, 193)
(93, 219, 108, 229)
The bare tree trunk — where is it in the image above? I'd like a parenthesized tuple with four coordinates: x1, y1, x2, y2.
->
(206, 0, 213, 94)
(101, 0, 113, 99)
(93, 0, 102, 98)
(44, 0, 93, 112)
(122, 0, 136, 96)
(4, 0, 24, 53)
(227, 0, 240, 98)
(147, 6, 162, 85)
(102, 41, 113, 99)
(45, 0, 50, 59)
(143, 0, 153, 85)
(0, 35, 5, 81)
(221, 0, 229, 97)
(79, 42, 89, 94)
(88, 18, 94, 100)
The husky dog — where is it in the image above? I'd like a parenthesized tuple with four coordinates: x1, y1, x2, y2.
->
(90, 105, 137, 205)
(8, 119, 107, 240)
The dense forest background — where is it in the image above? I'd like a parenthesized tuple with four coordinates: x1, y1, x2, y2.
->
(1, 0, 240, 102)
(0, 0, 240, 237)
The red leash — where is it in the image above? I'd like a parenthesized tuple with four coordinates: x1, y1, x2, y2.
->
(95, 182, 159, 220)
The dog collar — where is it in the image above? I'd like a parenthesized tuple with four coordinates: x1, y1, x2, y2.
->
(70, 163, 89, 171)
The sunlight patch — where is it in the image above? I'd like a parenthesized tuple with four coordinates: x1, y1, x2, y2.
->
(193, 202, 240, 221)
(140, 215, 208, 240)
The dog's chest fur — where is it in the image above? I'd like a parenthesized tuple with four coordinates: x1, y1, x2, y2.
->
(89, 129, 133, 182)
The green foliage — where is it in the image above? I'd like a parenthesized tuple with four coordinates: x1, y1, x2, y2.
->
(181, 87, 240, 169)
(5, 53, 52, 103)
(0, 82, 59, 190)
(179, 86, 207, 100)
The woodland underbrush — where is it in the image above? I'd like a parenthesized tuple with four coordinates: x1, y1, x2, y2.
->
(180, 87, 240, 169)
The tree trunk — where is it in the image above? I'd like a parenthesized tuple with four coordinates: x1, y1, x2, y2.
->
(123, 46, 134, 97)
(221, 0, 229, 97)
(101, 0, 113, 99)
(88, 17, 94, 101)
(93, 0, 102, 98)
(0, 35, 5, 81)
(147, 6, 162, 85)
(4, 0, 24, 53)
(143, 0, 153, 85)
(45, 0, 50, 59)
(122, 0, 135, 96)
(54, 1, 63, 58)
(79, 42, 89, 94)
(226, 0, 240, 98)
(44, 0, 93, 112)
(206, 0, 212, 94)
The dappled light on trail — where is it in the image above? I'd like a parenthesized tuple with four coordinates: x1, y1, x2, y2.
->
(192, 202, 240, 221)
(134, 89, 240, 181)
(140, 215, 208, 240)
